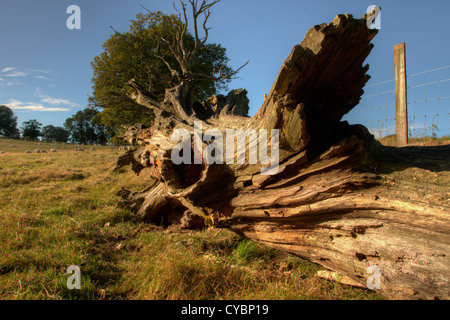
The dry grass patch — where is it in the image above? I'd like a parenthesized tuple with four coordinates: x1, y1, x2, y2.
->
(119, 229, 383, 300)
(0, 138, 384, 300)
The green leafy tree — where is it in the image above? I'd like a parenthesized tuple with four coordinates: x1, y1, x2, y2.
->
(90, 5, 238, 136)
(64, 108, 108, 145)
(0, 105, 19, 138)
(21, 119, 42, 140)
(41, 125, 70, 143)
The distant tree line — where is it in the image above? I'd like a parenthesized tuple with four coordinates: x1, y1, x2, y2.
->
(0, 105, 109, 144)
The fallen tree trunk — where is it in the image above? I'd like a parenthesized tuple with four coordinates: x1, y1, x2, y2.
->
(114, 12, 450, 300)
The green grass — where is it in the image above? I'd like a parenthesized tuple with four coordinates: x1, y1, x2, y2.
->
(0, 138, 384, 300)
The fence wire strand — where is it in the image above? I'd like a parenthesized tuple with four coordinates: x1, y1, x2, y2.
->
(345, 65, 450, 140)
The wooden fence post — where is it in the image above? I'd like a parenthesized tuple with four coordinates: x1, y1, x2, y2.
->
(394, 42, 408, 146)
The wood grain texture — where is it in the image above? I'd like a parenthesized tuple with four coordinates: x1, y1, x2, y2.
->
(114, 12, 449, 299)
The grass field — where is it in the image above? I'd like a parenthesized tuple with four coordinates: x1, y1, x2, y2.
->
(0, 138, 384, 300)
(378, 134, 450, 146)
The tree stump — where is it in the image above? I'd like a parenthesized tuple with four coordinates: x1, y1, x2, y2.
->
(114, 12, 450, 300)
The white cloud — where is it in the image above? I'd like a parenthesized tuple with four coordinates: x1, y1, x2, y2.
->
(5, 99, 70, 112)
(0, 75, 22, 86)
(1, 67, 16, 72)
(4, 71, 27, 77)
(6, 80, 23, 86)
(27, 68, 52, 74)
(35, 87, 81, 108)
(2, 67, 53, 79)
(41, 96, 80, 107)
(408, 123, 426, 130)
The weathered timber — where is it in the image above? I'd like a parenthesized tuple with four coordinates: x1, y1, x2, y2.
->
(114, 12, 450, 300)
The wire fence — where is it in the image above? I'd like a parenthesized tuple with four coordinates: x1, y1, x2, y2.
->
(344, 65, 450, 139)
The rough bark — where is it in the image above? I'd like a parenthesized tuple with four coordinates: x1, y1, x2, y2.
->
(114, 12, 450, 300)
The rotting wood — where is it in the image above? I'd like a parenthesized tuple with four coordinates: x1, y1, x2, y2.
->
(114, 11, 450, 300)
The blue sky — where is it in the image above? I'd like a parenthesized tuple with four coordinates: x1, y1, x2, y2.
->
(1, 0, 449, 136)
